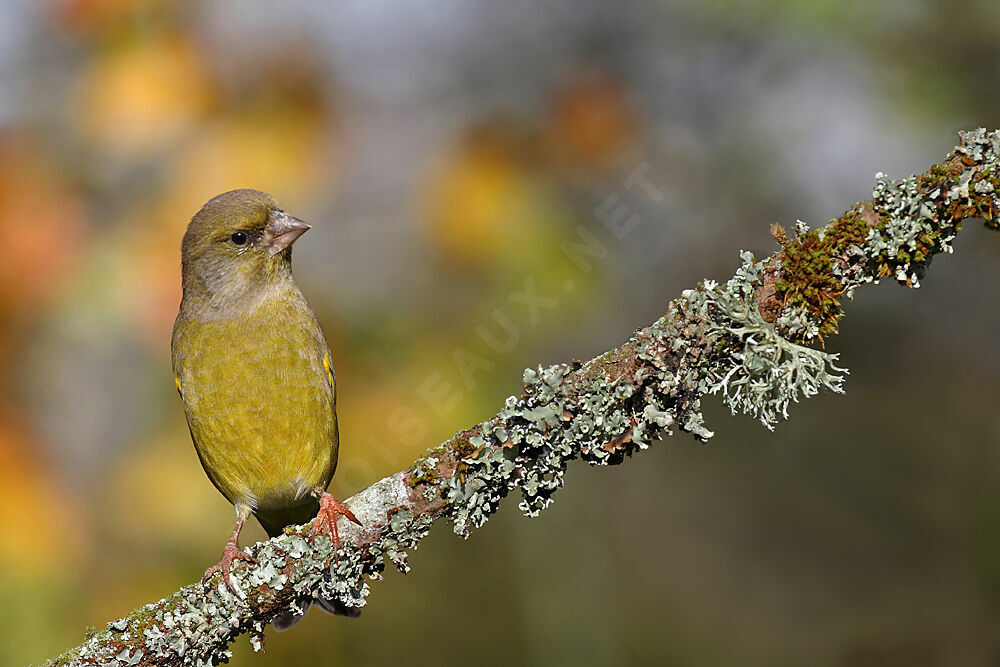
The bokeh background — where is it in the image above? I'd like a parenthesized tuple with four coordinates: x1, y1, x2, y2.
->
(2, 1, 1000, 665)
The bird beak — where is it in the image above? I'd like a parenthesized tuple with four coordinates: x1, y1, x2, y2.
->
(264, 210, 311, 256)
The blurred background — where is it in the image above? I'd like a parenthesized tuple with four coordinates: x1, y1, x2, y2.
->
(1, 1, 999, 665)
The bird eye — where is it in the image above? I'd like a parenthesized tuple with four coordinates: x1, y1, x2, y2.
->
(230, 231, 247, 245)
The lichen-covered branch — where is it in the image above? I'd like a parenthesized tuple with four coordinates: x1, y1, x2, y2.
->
(46, 129, 1000, 667)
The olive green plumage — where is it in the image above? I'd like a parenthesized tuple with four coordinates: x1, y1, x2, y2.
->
(171, 189, 337, 538)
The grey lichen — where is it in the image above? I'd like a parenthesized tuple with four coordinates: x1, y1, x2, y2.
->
(685, 253, 848, 430)
(44, 129, 1000, 667)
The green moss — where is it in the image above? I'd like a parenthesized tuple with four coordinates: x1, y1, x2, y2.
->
(406, 464, 440, 488)
(449, 430, 479, 460)
(921, 161, 963, 191)
(773, 209, 869, 343)
(46, 647, 81, 667)
(921, 153, 998, 226)
(427, 430, 484, 493)
(775, 135, 1000, 346)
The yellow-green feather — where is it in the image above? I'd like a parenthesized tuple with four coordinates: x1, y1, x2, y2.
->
(173, 281, 338, 536)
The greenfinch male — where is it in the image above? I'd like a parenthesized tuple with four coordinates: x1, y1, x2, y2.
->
(171, 189, 359, 619)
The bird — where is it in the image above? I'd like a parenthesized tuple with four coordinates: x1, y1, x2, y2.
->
(171, 189, 360, 626)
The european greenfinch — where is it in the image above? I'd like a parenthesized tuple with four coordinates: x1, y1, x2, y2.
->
(171, 189, 360, 623)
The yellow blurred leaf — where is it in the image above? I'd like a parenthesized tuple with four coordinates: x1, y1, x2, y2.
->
(0, 411, 84, 574)
(104, 427, 231, 545)
(168, 106, 336, 207)
(73, 31, 214, 156)
(421, 125, 534, 268)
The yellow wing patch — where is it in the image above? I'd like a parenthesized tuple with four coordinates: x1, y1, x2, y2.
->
(323, 351, 335, 388)
(174, 375, 183, 396)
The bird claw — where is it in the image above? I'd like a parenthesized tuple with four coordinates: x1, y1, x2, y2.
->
(203, 539, 257, 594)
(309, 490, 361, 556)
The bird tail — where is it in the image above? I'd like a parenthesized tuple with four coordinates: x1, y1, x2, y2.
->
(256, 504, 317, 539)
(273, 595, 361, 631)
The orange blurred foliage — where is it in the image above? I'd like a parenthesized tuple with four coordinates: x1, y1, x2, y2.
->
(0, 138, 88, 327)
(543, 69, 639, 173)
(54, 0, 175, 36)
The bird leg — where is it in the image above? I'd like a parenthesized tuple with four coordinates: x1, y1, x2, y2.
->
(203, 505, 257, 593)
(310, 488, 362, 555)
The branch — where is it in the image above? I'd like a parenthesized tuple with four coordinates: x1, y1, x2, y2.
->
(47, 129, 1000, 666)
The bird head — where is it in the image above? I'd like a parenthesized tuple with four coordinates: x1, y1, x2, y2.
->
(180, 189, 311, 309)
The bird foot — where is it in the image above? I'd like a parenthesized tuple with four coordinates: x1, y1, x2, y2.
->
(203, 538, 257, 593)
(309, 489, 361, 554)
